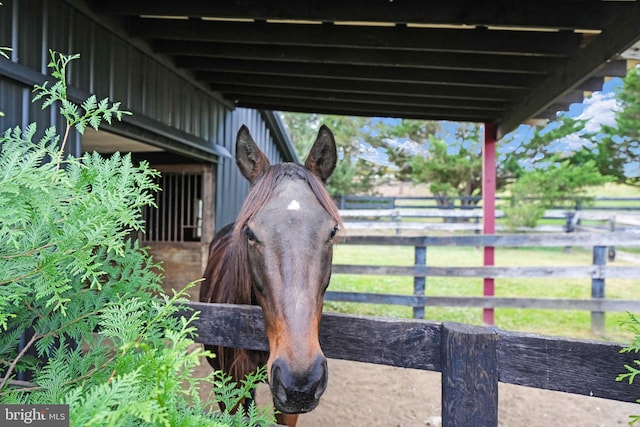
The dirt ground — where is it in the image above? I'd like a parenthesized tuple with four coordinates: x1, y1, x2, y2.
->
(196, 354, 638, 427)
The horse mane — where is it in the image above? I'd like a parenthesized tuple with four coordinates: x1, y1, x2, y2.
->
(200, 162, 343, 382)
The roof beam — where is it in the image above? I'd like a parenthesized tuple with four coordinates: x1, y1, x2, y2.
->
(238, 100, 495, 123)
(496, 1, 640, 138)
(178, 57, 545, 89)
(154, 40, 562, 75)
(131, 19, 582, 57)
(96, 0, 624, 31)
(236, 94, 500, 116)
(198, 71, 526, 102)
(220, 87, 507, 112)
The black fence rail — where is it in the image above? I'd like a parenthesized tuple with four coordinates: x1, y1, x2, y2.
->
(326, 232, 640, 335)
(185, 302, 640, 427)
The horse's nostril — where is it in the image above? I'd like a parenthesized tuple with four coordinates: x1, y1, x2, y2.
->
(269, 356, 327, 413)
(270, 362, 288, 405)
(314, 358, 329, 399)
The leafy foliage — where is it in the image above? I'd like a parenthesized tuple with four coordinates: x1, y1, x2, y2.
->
(595, 66, 640, 186)
(280, 113, 386, 195)
(374, 120, 521, 207)
(31, 51, 132, 164)
(0, 51, 275, 426)
(409, 135, 482, 206)
(498, 114, 612, 228)
(617, 312, 640, 424)
(503, 158, 611, 230)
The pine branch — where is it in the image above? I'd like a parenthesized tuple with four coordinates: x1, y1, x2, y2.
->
(0, 332, 39, 390)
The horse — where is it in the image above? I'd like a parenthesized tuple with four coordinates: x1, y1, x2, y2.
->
(199, 124, 342, 426)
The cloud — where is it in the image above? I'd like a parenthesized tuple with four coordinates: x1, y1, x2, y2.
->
(576, 91, 620, 132)
(357, 141, 393, 166)
(554, 88, 621, 150)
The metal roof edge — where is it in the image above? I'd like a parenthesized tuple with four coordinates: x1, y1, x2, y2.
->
(0, 58, 231, 161)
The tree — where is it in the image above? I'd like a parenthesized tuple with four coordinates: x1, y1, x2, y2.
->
(373, 117, 612, 227)
(279, 112, 322, 157)
(280, 112, 385, 195)
(409, 136, 482, 207)
(591, 66, 640, 186)
(372, 120, 514, 207)
(503, 157, 610, 229)
(371, 119, 441, 183)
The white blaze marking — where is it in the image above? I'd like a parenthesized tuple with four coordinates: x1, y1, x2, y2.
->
(287, 200, 301, 211)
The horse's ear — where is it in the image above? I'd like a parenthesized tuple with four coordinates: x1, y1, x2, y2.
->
(236, 125, 270, 184)
(304, 125, 337, 183)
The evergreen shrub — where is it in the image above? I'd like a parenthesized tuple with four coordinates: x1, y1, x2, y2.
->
(0, 51, 274, 426)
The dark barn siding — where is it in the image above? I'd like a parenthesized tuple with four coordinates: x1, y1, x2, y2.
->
(0, 0, 296, 231)
(215, 107, 291, 231)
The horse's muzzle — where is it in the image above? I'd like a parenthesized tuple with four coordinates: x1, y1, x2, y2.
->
(269, 354, 328, 414)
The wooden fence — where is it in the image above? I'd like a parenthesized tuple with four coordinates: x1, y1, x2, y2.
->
(336, 194, 640, 235)
(184, 302, 640, 427)
(339, 207, 640, 234)
(326, 232, 640, 335)
(335, 194, 640, 212)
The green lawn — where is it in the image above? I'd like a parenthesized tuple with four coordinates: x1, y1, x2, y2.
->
(326, 244, 638, 343)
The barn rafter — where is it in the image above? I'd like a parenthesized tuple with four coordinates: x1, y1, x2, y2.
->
(89, 0, 640, 138)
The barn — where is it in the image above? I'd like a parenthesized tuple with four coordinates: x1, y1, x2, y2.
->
(3, 1, 640, 425)
(3, 0, 640, 302)
(0, 0, 298, 297)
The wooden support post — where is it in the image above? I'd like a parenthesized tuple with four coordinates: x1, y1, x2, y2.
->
(483, 123, 497, 325)
(592, 246, 606, 335)
(413, 246, 426, 319)
(442, 323, 499, 427)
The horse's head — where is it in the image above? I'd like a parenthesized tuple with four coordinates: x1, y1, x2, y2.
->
(233, 125, 341, 414)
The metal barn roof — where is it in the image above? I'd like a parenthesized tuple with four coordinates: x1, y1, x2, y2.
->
(89, 1, 640, 138)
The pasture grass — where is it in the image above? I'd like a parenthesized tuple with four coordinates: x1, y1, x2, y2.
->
(326, 244, 638, 343)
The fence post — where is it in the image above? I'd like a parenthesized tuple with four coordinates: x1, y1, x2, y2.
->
(608, 216, 616, 261)
(565, 211, 576, 233)
(392, 211, 402, 236)
(413, 245, 426, 319)
(441, 323, 498, 427)
(564, 211, 578, 252)
(592, 246, 606, 335)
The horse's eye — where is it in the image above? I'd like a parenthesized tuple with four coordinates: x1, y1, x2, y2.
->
(330, 224, 339, 239)
(244, 226, 258, 243)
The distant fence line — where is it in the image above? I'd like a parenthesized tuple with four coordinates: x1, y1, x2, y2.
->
(338, 207, 640, 235)
(335, 194, 640, 236)
(327, 232, 640, 335)
(335, 194, 640, 211)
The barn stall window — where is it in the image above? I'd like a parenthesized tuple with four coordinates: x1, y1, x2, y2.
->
(140, 165, 213, 244)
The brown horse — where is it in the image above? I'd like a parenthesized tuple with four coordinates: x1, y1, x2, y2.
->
(200, 125, 342, 426)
